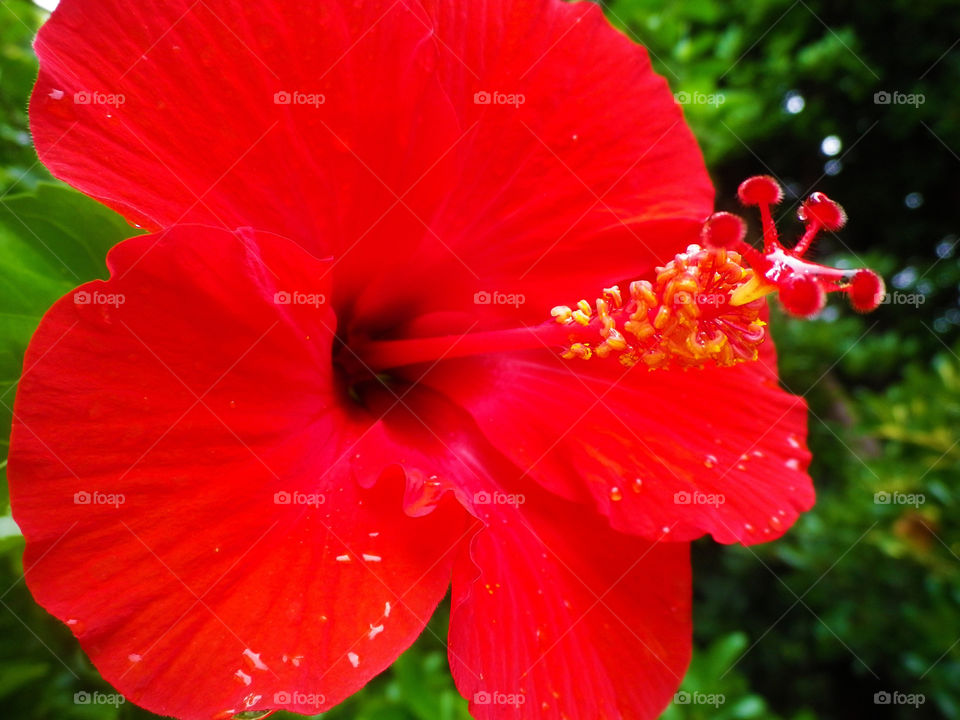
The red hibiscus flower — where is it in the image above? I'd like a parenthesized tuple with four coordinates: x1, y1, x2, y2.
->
(10, 0, 881, 718)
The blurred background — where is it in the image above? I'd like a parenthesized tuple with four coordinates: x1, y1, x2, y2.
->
(0, 0, 957, 717)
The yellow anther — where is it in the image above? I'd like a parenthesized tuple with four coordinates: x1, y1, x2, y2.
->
(629, 280, 657, 307)
(551, 305, 574, 324)
(605, 329, 628, 351)
(553, 245, 768, 371)
(603, 286, 623, 308)
(567, 342, 592, 359)
(572, 309, 591, 326)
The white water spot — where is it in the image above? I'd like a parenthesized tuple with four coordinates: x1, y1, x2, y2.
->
(235, 669, 252, 686)
(384, 601, 392, 618)
(787, 434, 801, 449)
(368, 532, 380, 537)
(704, 454, 718, 468)
(744, 523, 755, 532)
(49, 89, 64, 100)
(335, 554, 351, 562)
(662, 526, 671, 534)
(778, 509, 787, 517)
(66, 619, 78, 626)
(347, 652, 360, 668)
(243, 693, 263, 708)
(243, 648, 269, 671)
(362, 553, 382, 562)
(368, 623, 384, 640)
(128, 653, 142, 663)
(785, 458, 801, 471)
(283, 654, 304, 667)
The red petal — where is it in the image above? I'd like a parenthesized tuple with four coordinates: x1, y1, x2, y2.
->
(343, 385, 692, 719)
(450, 487, 691, 720)
(355, 0, 714, 325)
(8, 226, 467, 719)
(31, 0, 711, 326)
(31, 0, 460, 251)
(418, 329, 813, 545)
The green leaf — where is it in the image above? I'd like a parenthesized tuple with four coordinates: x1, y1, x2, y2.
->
(0, 183, 140, 511)
(0, 661, 50, 699)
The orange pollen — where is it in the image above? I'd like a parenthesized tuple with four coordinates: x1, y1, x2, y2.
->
(551, 244, 767, 370)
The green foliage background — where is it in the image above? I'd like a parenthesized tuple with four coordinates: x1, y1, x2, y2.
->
(0, 0, 958, 717)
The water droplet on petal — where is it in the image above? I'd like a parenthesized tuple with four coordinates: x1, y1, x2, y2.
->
(347, 652, 360, 668)
(785, 458, 800, 470)
(128, 653, 142, 663)
(609, 486, 623, 502)
(234, 669, 252, 686)
(241, 693, 263, 710)
(368, 623, 384, 640)
(242, 649, 269, 671)
(704, 454, 717, 468)
(631, 478, 643, 492)
(787, 434, 801, 449)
